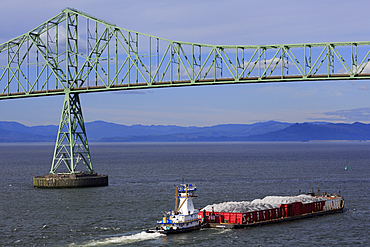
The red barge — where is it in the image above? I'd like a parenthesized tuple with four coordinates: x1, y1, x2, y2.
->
(198, 191, 344, 229)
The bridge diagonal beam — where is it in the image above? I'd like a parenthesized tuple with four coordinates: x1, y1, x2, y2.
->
(195, 47, 216, 81)
(171, 43, 192, 82)
(1, 41, 26, 94)
(10, 42, 34, 93)
(260, 48, 281, 78)
(158, 43, 177, 83)
(238, 48, 258, 79)
(267, 48, 283, 78)
(28, 32, 67, 87)
(356, 47, 370, 75)
(7, 63, 28, 93)
(246, 48, 264, 78)
(109, 56, 129, 86)
(285, 47, 305, 76)
(332, 46, 352, 76)
(148, 43, 171, 84)
(307, 46, 328, 76)
(76, 27, 114, 88)
(176, 43, 193, 81)
(119, 58, 138, 85)
(217, 48, 237, 79)
(113, 29, 151, 84)
(200, 48, 218, 80)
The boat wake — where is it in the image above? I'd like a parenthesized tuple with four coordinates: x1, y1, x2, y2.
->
(69, 231, 163, 246)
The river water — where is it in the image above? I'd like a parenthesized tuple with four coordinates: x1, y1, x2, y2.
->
(0, 142, 369, 246)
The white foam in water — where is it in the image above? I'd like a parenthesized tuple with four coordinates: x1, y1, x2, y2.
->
(70, 231, 163, 247)
(202, 195, 328, 213)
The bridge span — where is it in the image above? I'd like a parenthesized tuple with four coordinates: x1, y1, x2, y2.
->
(1, 8, 370, 177)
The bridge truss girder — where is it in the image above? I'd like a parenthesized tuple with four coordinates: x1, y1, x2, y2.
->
(1, 8, 370, 100)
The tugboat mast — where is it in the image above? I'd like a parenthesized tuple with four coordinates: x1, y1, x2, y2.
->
(175, 184, 196, 215)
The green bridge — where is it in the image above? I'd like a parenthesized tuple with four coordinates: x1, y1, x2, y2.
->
(1, 8, 370, 175)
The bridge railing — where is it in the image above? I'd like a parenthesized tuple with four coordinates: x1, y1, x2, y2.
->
(1, 8, 370, 100)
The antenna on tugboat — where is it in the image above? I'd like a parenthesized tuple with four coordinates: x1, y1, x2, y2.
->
(174, 185, 178, 214)
(317, 182, 320, 195)
(176, 184, 189, 214)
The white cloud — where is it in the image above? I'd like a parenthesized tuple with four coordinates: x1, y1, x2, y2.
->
(308, 108, 370, 123)
(355, 63, 370, 74)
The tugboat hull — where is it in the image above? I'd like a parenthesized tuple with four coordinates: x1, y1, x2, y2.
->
(146, 224, 204, 235)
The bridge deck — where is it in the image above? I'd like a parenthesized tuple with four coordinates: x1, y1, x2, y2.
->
(1, 73, 369, 99)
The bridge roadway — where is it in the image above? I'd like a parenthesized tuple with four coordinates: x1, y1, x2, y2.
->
(1, 73, 370, 100)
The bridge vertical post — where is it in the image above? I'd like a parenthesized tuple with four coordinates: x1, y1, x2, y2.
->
(49, 91, 93, 174)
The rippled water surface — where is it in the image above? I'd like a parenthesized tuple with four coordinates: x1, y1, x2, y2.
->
(0, 142, 369, 246)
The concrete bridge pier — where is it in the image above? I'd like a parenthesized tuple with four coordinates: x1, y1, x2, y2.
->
(34, 173, 108, 188)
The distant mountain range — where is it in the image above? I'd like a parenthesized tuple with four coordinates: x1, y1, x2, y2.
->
(1, 120, 370, 142)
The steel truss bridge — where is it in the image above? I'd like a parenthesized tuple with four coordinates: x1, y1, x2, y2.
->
(1, 8, 370, 174)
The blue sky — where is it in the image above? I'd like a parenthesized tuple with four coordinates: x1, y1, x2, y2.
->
(1, 0, 370, 126)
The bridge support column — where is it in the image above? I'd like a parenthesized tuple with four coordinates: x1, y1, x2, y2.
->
(50, 92, 92, 174)
(34, 92, 108, 188)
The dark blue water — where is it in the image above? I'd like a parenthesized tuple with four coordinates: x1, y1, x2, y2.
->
(0, 142, 369, 246)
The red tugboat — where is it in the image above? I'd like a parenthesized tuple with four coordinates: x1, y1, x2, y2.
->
(198, 191, 344, 228)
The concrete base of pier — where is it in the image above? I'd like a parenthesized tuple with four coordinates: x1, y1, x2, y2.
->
(33, 173, 108, 188)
